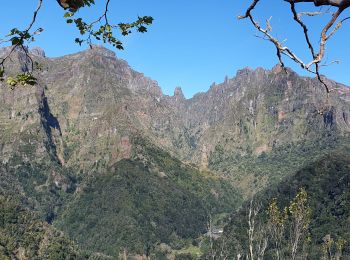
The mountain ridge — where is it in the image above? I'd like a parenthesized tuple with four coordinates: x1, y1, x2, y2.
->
(1, 45, 350, 188)
(1, 45, 350, 258)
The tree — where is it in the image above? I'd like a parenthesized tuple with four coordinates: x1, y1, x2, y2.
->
(216, 188, 312, 259)
(0, 0, 153, 86)
(240, 0, 350, 92)
(247, 200, 268, 260)
(287, 188, 311, 260)
(267, 198, 286, 260)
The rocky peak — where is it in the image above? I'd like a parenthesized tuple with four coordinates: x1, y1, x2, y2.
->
(174, 86, 185, 100)
(85, 44, 116, 57)
(0, 46, 33, 73)
(0, 46, 349, 207)
(271, 64, 284, 74)
(31, 47, 46, 57)
(0, 46, 12, 58)
(235, 67, 253, 78)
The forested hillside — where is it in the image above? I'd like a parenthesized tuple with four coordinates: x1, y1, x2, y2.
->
(218, 148, 350, 259)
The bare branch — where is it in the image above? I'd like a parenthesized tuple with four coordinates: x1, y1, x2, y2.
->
(240, 0, 350, 93)
(306, 7, 345, 69)
(286, 0, 350, 8)
(298, 11, 327, 17)
(238, 0, 260, 20)
(239, 4, 316, 74)
(289, 2, 316, 58)
(288, 2, 331, 91)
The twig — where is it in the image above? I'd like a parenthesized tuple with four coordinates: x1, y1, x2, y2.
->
(240, 0, 350, 93)
(0, 0, 43, 72)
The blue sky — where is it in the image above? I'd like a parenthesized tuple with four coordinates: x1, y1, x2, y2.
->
(1, 1, 350, 97)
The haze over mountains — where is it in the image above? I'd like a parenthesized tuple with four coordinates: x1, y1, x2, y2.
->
(0, 46, 349, 258)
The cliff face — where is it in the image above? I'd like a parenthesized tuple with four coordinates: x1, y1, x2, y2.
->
(0, 46, 245, 256)
(1, 46, 350, 184)
(179, 66, 349, 155)
(163, 65, 349, 192)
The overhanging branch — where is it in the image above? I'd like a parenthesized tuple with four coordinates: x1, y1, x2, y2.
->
(240, 0, 350, 93)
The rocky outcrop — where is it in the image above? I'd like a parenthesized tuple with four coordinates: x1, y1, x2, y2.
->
(31, 47, 46, 58)
(37, 87, 62, 163)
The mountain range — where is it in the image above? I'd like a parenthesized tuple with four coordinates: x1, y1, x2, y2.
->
(0, 45, 349, 259)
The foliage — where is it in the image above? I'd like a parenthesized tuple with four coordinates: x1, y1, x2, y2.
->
(0, 196, 79, 259)
(219, 150, 350, 259)
(0, 131, 241, 258)
(55, 150, 241, 257)
(2, 158, 77, 223)
(65, 11, 153, 50)
(132, 136, 243, 215)
(209, 133, 348, 194)
(175, 253, 195, 260)
(6, 72, 37, 88)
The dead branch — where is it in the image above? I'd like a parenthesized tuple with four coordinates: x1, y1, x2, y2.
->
(238, 1, 317, 74)
(240, 0, 350, 93)
(247, 199, 266, 260)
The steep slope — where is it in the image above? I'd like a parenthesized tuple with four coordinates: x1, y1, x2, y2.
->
(220, 148, 350, 259)
(1, 46, 349, 186)
(170, 66, 350, 194)
(0, 46, 350, 258)
(56, 159, 210, 256)
(55, 137, 241, 256)
(0, 196, 79, 260)
(0, 165, 80, 259)
(0, 46, 242, 257)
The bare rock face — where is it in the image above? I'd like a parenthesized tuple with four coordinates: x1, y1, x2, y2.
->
(174, 86, 185, 100)
(31, 47, 46, 57)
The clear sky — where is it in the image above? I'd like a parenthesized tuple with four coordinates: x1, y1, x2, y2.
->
(1, 1, 349, 98)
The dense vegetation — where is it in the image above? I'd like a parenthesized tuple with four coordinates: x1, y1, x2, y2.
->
(1, 129, 349, 259)
(132, 136, 243, 214)
(1, 157, 77, 223)
(209, 134, 347, 194)
(57, 159, 207, 256)
(0, 196, 79, 259)
(0, 135, 242, 259)
(55, 136, 242, 257)
(218, 149, 350, 259)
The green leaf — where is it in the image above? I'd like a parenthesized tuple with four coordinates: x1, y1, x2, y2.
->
(11, 37, 22, 45)
(137, 26, 147, 33)
(6, 77, 17, 88)
(105, 25, 112, 32)
(7, 28, 20, 37)
(64, 12, 74, 18)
